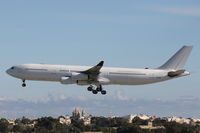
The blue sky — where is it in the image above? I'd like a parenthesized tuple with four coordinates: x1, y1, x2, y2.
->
(0, 0, 200, 118)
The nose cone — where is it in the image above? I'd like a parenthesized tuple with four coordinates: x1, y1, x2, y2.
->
(6, 66, 21, 78)
(6, 69, 12, 75)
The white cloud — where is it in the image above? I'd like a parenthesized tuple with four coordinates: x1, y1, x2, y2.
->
(0, 95, 200, 119)
(115, 89, 130, 101)
(0, 97, 16, 101)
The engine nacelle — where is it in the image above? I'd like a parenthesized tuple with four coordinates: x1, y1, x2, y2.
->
(71, 72, 89, 80)
(60, 77, 76, 84)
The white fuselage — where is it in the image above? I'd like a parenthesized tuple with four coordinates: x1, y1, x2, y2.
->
(6, 64, 188, 86)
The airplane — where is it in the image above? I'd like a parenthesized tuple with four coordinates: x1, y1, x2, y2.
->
(6, 46, 193, 95)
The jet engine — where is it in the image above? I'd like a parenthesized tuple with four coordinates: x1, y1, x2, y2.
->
(71, 72, 89, 80)
(60, 72, 89, 84)
(60, 77, 76, 84)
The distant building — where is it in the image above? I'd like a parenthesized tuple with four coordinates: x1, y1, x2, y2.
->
(72, 108, 91, 125)
(59, 115, 71, 125)
(72, 108, 85, 119)
(138, 114, 150, 120)
(167, 116, 191, 124)
(191, 118, 200, 123)
(122, 114, 137, 123)
(7, 119, 16, 125)
(140, 121, 165, 130)
(122, 114, 150, 123)
(83, 115, 92, 125)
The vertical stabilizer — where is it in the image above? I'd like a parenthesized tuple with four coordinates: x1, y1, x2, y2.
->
(158, 46, 193, 70)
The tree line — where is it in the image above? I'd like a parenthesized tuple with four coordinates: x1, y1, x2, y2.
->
(0, 116, 200, 133)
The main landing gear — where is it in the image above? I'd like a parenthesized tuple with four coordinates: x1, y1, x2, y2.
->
(87, 85, 106, 95)
(22, 80, 26, 87)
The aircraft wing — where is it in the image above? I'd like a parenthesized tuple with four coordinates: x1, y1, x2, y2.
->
(82, 61, 104, 76)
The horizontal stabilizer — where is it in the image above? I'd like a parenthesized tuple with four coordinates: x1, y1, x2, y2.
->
(168, 69, 185, 77)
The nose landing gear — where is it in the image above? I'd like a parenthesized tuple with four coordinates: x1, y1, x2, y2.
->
(22, 80, 26, 87)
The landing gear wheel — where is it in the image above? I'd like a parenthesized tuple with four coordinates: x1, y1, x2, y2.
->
(22, 83, 26, 87)
(92, 90, 98, 94)
(22, 80, 26, 87)
(87, 86, 93, 91)
(101, 90, 106, 95)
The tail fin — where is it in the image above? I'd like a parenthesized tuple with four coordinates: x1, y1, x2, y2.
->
(158, 46, 193, 70)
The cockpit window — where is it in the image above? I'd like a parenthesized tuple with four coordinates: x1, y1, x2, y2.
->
(11, 67, 14, 69)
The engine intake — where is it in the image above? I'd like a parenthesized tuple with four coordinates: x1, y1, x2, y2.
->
(60, 77, 76, 84)
(60, 72, 89, 84)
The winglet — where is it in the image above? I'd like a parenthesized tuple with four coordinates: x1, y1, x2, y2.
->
(97, 61, 104, 67)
